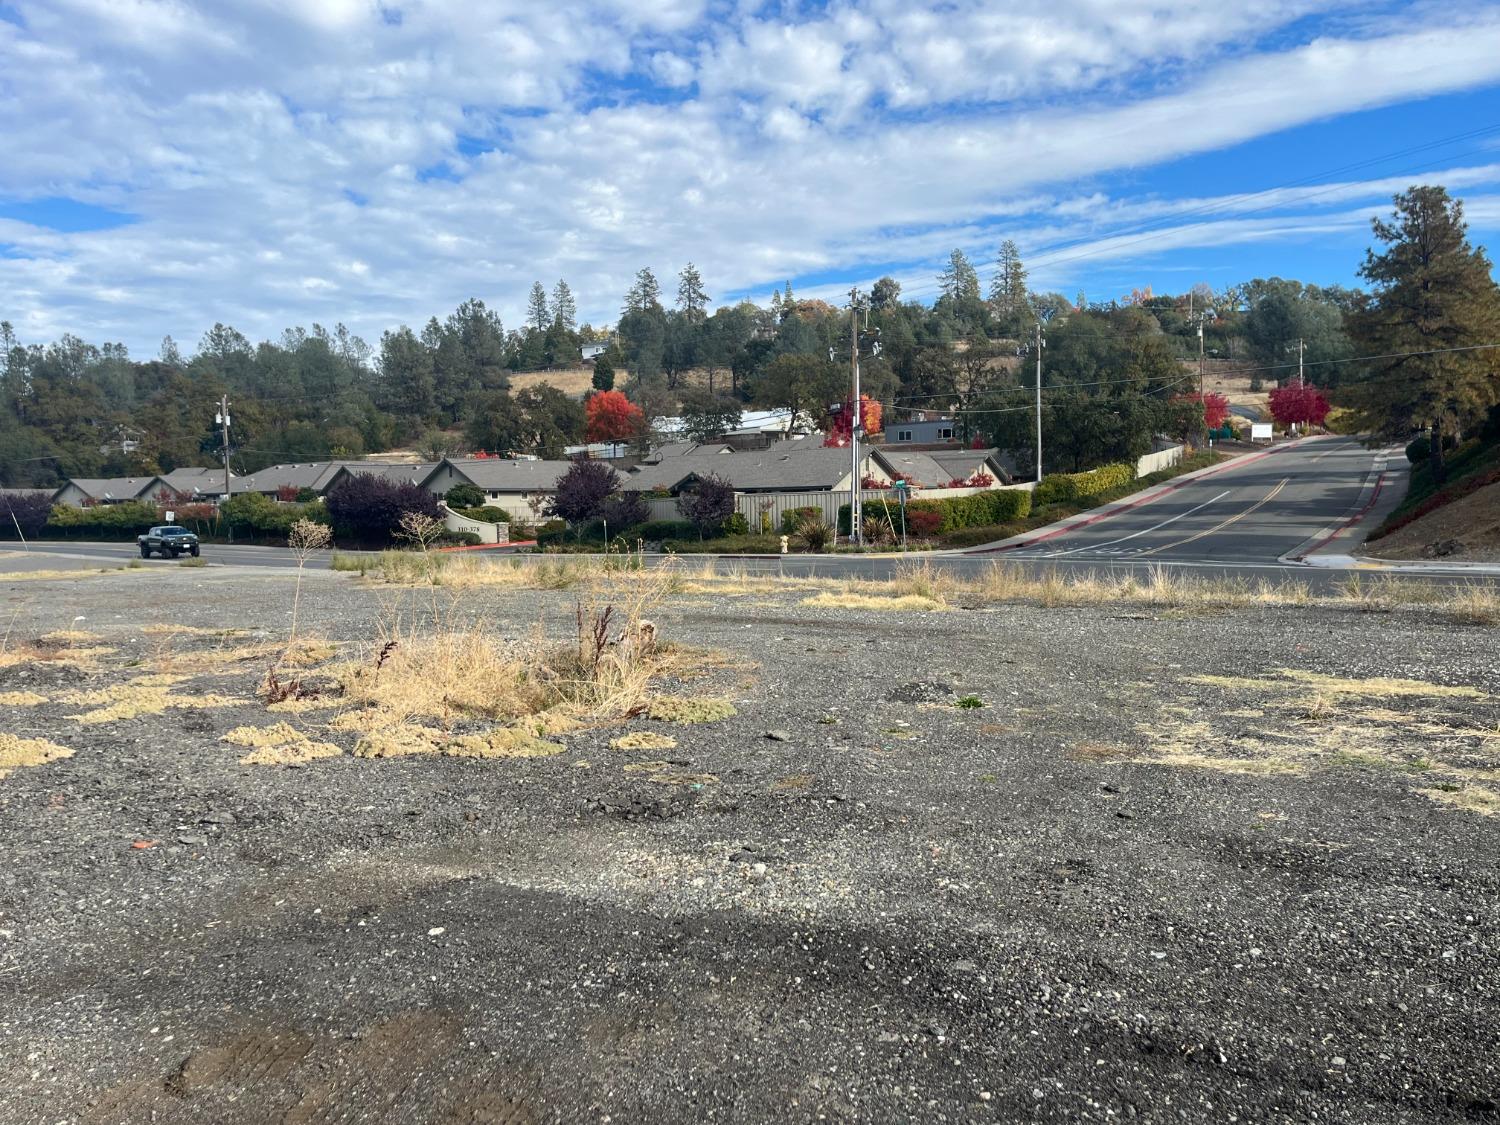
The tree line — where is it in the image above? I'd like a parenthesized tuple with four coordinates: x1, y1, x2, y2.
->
(3, 186, 1495, 488)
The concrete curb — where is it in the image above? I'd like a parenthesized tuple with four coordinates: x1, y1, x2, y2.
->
(960, 437, 1320, 555)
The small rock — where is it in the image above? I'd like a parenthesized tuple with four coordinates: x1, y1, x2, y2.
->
(747, 862, 768, 884)
(176, 834, 208, 847)
(764, 730, 793, 742)
(1332, 1056, 1346, 1067)
(877, 1031, 901, 1044)
(1249, 947, 1263, 958)
(427, 926, 446, 937)
(1115, 810, 1134, 820)
(950, 959, 979, 974)
(199, 811, 236, 825)
(1150, 951, 1167, 960)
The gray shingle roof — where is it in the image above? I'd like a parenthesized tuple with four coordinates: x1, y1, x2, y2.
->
(63, 476, 166, 502)
(629, 445, 869, 492)
(158, 467, 233, 495)
(235, 462, 358, 494)
(334, 462, 439, 487)
(442, 459, 576, 492)
(928, 449, 1011, 484)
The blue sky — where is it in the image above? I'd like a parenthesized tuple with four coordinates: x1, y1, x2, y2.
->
(2, 0, 1499, 354)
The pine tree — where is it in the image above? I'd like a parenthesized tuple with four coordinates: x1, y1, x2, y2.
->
(938, 249, 980, 303)
(677, 262, 709, 322)
(989, 241, 1028, 316)
(551, 280, 577, 332)
(623, 267, 662, 316)
(527, 282, 550, 332)
(1344, 186, 1500, 481)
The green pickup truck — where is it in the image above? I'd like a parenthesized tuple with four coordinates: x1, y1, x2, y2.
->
(138, 525, 201, 558)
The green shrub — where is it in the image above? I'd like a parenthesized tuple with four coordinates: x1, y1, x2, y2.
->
(722, 512, 750, 535)
(781, 506, 820, 533)
(446, 482, 486, 509)
(219, 492, 328, 538)
(435, 530, 482, 547)
(940, 523, 1026, 548)
(457, 505, 511, 524)
(636, 519, 697, 542)
(1405, 436, 1430, 465)
(45, 500, 161, 539)
(839, 489, 1031, 534)
(1035, 462, 1135, 506)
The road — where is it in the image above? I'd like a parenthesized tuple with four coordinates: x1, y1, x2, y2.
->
(986, 435, 1384, 565)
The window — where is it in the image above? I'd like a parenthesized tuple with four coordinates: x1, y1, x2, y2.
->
(940, 428, 953, 440)
(896, 429, 912, 442)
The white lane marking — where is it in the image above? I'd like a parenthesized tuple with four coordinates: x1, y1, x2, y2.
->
(1045, 489, 1233, 557)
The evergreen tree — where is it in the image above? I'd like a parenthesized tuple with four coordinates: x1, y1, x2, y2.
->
(677, 262, 710, 322)
(989, 240, 1027, 317)
(551, 280, 577, 332)
(526, 282, 550, 332)
(938, 249, 981, 303)
(623, 267, 662, 315)
(592, 353, 615, 392)
(1343, 186, 1500, 480)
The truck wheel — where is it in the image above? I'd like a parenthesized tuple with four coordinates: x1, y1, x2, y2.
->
(169, 548, 180, 558)
(140, 545, 150, 558)
(190, 546, 200, 557)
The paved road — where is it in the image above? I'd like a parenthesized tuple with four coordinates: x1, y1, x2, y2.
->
(986, 436, 1383, 565)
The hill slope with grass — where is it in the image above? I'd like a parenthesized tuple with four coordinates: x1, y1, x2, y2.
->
(1365, 433, 1500, 562)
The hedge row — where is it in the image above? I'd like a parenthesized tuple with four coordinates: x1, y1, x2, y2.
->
(838, 488, 1031, 535)
(1034, 462, 1136, 506)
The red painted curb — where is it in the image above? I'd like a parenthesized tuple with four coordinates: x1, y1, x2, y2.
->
(436, 540, 538, 554)
(1291, 472, 1386, 560)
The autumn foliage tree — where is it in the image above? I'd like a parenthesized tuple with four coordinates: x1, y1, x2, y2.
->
(1268, 382, 1331, 429)
(584, 390, 645, 444)
(1175, 391, 1230, 430)
(549, 460, 620, 524)
(822, 394, 883, 446)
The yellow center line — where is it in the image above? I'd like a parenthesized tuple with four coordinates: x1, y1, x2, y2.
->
(1139, 478, 1290, 557)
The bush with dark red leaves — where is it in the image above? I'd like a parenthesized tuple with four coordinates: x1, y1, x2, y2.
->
(325, 472, 441, 542)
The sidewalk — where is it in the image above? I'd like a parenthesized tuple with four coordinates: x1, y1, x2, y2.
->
(962, 438, 1312, 555)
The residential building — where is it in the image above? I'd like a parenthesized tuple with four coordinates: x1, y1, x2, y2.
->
(419, 458, 576, 520)
(52, 476, 170, 507)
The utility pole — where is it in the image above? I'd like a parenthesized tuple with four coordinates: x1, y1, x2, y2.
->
(1297, 337, 1305, 387)
(1034, 320, 1044, 482)
(216, 394, 232, 499)
(848, 288, 862, 545)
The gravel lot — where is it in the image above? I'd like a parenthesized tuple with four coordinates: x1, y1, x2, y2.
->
(1, 565, 1497, 1124)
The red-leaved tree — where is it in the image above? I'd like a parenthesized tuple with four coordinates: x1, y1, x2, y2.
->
(823, 394, 883, 447)
(585, 391, 646, 444)
(1174, 391, 1231, 430)
(1268, 383, 1331, 428)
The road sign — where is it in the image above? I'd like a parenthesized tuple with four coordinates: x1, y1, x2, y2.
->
(1251, 422, 1273, 442)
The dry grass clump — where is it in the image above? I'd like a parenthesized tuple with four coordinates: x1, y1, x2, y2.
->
(143, 624, 249, 638)
(39, 629, 105, 644)
(0, 733, 74, 778)
(803, 591, 948, 612)
(646, 696, 737, 723)
(59, 683, 238, 725)
(330, 565, 692, 758)
(622, 759, 718, 786)
(223, 722, 342, 766)
(1422, 785, 1500, 815)
(0, 690, 47, 706)
(610, 731, 679, 751)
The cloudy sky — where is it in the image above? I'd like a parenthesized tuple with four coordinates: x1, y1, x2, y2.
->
(3, 0, 1500, 356)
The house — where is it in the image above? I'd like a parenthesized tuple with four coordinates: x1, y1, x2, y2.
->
(233, 461, 371, 499)
(419, 458, 577, 520)
(626, 441, 892, 496)
(324, 462, 439, 495)
(878, 448, 1013, 488)
(158, 466, 235, 500)
(580, 342, 610, 361)
(883, 418, 959, 445)
(53, 476, 170, 507)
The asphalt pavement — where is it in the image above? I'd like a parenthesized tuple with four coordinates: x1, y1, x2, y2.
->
(984, 435, 1385, 565)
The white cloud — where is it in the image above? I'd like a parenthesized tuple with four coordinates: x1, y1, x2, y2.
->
(0, 1, 1498, 353)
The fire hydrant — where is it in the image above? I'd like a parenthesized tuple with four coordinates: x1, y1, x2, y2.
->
(779, 535, 789, 555)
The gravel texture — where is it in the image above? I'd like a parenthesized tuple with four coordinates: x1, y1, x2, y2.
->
(1, 566, 1497, 1124)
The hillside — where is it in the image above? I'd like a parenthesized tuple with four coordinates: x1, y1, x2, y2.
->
(1364, 436, 1500, 562)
